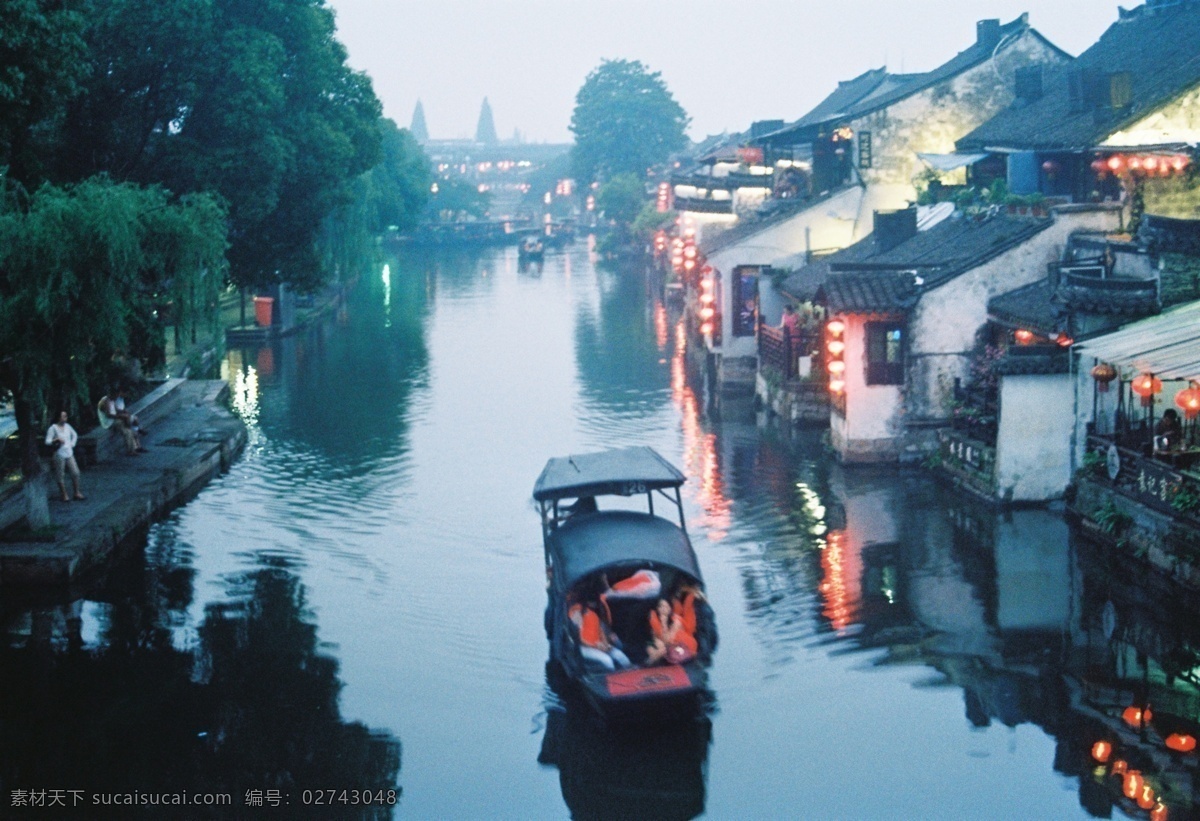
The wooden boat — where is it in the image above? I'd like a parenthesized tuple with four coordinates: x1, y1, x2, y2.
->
(533, 447, 717, 717)
(518, 236, 545, 262)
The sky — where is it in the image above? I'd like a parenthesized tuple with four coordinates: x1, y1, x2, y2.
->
(327, 1, 1128, 145)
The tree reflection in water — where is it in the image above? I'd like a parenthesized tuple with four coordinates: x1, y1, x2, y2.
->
(1, 566, 400, 818)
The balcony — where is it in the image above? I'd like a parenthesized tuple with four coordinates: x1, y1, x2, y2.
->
(673, 197, 733, 215)
(670, 171, 774, 192)
(1083, 435, 1200, 521)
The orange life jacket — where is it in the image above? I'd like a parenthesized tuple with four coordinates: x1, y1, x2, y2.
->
(674, 590, 698, 636)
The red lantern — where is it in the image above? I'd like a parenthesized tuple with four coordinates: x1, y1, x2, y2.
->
(827, 319, 846, 337)
(1123, 705, 1153, 727)
(1152, 802, 1169, 821)
(1138, 784, 1157, 810)
(1165, 733, 1197, 753)
(1041, 159, 1059, 175)
(1091, 740, 1113, 763)
(1108, 155, 1125, 172)
(1131, 375, 1163, 408)
(1112, 759, 1128, 775)
(1014, 329, 1035, 345)
(1124, 771, 1144, 800)
(1175, 385, 1200, 420)
(1092, 363, 1118, 392)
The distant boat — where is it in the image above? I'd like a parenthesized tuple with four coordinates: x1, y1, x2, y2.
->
(518, 236, 545, 263)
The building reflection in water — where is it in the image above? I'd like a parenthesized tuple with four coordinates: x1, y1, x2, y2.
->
(671, 318, 730, 540)
(784, 455, 1200, 818)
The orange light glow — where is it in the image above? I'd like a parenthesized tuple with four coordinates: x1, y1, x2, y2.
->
(700, 307, 715, 319)
(1124, 771, 1144, 800)
(819, 530, 860, 633)
(1112, 759, 1128, 775)
(1123, 705, 1153, 727)
(828, 379, 845, 394)
(1138, 784, 1157, 810)
(1108, 156, 1124, 172)
(827, 360, 846, 375)
(1091, 741, 1113, 763)
(1152, 802, 1169, 821)
(1014, 329, 1035, 344)
(699, 293, 715, 304)
(827, 319, 846, 336)
(654, 301, 668, 350)
(1131, 376, 1163, 407)
(1165, 733, 1197, 753)
(671, 318, 731, 541)
(1175, 386, 1200, 420)
(700, 322, 713, 336)
(700, 278, 714, 291)
(827, 340, 846, 356)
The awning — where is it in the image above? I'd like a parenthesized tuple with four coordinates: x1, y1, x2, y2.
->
(917, 152, 989, 172)
(1076, 301, 1200, 382)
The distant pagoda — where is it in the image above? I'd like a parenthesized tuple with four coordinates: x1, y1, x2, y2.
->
(410, 100, 429, 143)
(475, 97, 498, 145)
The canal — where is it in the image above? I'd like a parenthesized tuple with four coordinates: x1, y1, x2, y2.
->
(4, 240, 1200, 819)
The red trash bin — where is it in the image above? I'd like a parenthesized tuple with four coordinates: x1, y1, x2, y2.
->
(253, 296, 275, 327)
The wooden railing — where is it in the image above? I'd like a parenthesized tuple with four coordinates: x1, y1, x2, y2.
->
(759, 325, 820, 381)
(938, 429, 997, 498)
(1085, 435, 1200, 519)
(673, 197, 734, 215)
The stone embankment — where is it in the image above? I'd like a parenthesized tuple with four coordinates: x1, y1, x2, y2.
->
(0, 379, 246, 586)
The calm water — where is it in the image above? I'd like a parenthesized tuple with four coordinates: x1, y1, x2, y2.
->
(4, 240, 1200, 819)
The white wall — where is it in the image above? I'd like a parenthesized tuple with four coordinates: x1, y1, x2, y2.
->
(907, 205, 1122, 420)
(830, 312, 905, 460)
(995, 373, 1076, 502)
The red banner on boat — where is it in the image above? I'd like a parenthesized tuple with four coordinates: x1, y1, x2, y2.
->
(606, 666, 691, 697)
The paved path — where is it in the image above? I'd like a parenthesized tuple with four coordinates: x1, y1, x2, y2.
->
(0, 380, 246, 587)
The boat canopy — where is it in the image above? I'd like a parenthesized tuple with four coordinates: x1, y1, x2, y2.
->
(548, 511, 702, 589)
(533, 446, 686, 502)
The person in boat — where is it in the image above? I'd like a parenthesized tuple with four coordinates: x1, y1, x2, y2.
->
(571, 602, 631, 671)
(673, 583, 705, 637)
(646, 597, 697, 665)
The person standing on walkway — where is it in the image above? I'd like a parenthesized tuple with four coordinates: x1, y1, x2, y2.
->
(45, 411, 85, 501)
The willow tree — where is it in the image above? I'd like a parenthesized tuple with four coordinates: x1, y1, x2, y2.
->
(0, 176, 226, 526)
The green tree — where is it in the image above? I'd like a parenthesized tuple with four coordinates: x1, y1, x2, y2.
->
(0, 0, 89, 186)
(0, 177, 226, 524)
(596, 173, 646, 226)
(56, 0, 383, 293)
(569, 59, 689, 183)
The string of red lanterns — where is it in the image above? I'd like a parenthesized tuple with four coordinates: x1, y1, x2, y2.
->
(1092, 153, 1191, 178)
(826, 319, 846, 395)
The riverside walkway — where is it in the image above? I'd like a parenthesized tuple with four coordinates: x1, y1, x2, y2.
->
(0, 379, 245, 586)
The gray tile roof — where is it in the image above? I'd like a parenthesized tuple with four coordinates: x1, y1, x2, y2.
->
(818, 270, 919, 314)
(958, 2, 1200, 151)
(807, 211, 1055, 313)
(759, 16, 1057, 145)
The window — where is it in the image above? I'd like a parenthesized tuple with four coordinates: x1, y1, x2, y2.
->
(732, 266, 760, 337)
(858, 131, 872, 169)
(865, 322, 904, 385)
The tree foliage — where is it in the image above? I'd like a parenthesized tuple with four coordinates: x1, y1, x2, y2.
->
(570, 59, 689, 183)
(0, 177, 226, 474)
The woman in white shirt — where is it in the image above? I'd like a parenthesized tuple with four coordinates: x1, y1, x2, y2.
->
(45, 411, 85, 501)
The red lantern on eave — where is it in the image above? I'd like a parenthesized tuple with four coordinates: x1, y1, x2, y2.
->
(1123, 704, 1153, 727)
(1091, 740, 1113, 763)
(1165, 733, 1197, 753)
(1132, 374, 1163, 407)
(1175, 385, 1200, 420)
(1124, 771, 1144, 800)
(1092, 363, 1118, 392)
(1152, 802, 1169, 821)
(1138, 784, 1158, 810)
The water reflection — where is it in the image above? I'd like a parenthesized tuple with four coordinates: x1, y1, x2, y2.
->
(538, 671, 712, 821)
(1, 564, 400, 817)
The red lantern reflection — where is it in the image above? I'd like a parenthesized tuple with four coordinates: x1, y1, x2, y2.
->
(1091, 740, 1113, 763)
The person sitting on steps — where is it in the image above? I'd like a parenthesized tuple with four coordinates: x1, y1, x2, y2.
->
(97, 389, 145, 455)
